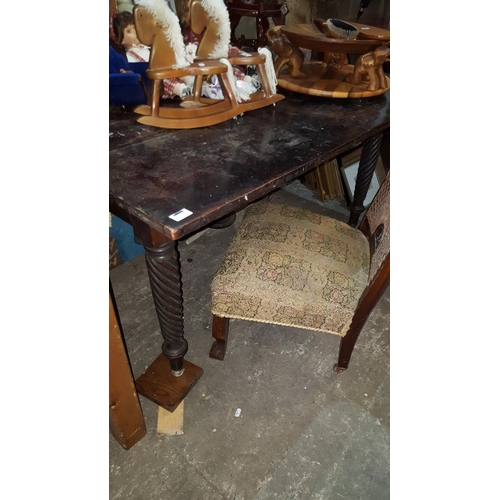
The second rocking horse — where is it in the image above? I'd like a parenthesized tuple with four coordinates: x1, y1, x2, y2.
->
(133, 0, 283, 129)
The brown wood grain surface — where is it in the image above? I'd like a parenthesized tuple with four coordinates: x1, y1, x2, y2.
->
(281, 24, 382, 54)
(135, 355, 203, 412)
(109, 89, 390, 240)
(109, 294, 146, 450)
(278, 63, 390, 98)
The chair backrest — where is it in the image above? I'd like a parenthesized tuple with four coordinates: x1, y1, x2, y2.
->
(190, 0, 231, 59)
(359, 170, 390, 285)
(109, 45, 149, 106)
(133, 0, 190, 70)
(109, 44, 130, 73)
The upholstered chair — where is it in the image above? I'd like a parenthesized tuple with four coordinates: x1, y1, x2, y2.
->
(109, 44, 149, 107)
(210, 171, 389, 372)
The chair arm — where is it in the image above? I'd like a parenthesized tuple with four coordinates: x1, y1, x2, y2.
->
(128, 62, 150, 79)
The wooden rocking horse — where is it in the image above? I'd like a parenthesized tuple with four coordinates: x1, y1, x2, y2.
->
(133, 0, 283, 129)
(189, 0, 283, 108)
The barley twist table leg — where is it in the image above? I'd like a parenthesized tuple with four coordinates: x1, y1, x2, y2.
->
(129, 222, 203, 413)
(348, 133, 384, 227)
(144, 240, 187, 376)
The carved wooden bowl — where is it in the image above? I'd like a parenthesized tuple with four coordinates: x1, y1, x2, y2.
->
(282, 23, 382, 55)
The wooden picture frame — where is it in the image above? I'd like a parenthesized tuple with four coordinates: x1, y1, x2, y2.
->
(340, 147, 386, 206)
(303, 158, 345, 203)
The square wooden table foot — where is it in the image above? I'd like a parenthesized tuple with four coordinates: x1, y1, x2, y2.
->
(135, 354, 203, 413)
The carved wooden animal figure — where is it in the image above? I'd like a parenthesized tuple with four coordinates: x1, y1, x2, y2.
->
(266, 26, 305, 78)
(322, 51, 349, 70)
(347, 43, 389, 91)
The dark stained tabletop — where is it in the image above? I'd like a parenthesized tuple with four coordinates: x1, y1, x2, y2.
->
(109, 90, 389, 240)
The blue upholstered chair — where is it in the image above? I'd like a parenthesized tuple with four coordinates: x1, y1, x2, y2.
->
(109, 44, 149, 107)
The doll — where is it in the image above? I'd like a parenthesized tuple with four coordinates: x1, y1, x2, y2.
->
(173, 0, 260, 99)
(112, 11, 150, 63)
(112, 11, 192, 99)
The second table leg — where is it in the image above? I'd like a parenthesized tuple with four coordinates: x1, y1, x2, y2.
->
(348, 133, 384, 227)
(144, 239, 188, 375)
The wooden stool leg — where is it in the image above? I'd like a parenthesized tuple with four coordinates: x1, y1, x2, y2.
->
(209, 315, 229, 360)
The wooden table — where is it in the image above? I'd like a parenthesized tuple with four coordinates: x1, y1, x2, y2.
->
(109, 89, 390, 412)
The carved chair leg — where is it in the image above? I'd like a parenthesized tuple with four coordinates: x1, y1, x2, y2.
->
(210, 314, 229, 361)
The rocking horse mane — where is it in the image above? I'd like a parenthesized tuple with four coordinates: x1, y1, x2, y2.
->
(198, 0, 231, 59)
(134, 0, 190, 68)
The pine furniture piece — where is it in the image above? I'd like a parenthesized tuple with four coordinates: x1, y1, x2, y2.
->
(109, 88, 390, 413)
(109, 291, 146, 449)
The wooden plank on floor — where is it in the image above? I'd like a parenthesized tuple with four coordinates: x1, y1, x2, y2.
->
(157, 401, 184, 436)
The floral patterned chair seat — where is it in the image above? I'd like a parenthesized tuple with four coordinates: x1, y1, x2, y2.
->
(210, 171, 390, 372)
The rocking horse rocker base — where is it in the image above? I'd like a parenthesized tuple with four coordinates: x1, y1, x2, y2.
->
(135, 99, 282, 129)
(134, 92, 284, 129)
(133, 59, 284, 129)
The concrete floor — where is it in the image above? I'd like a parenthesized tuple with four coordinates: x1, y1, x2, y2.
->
(109, 181, 390, 499)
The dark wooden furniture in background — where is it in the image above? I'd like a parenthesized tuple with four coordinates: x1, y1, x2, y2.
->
(109, 89, 390, 413)
(109, 292, 146, 449)
(226, 0, 288, 50)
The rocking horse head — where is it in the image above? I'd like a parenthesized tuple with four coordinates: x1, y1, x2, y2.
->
(189, 0, 231, 59)
(133, 0, 190, 69)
